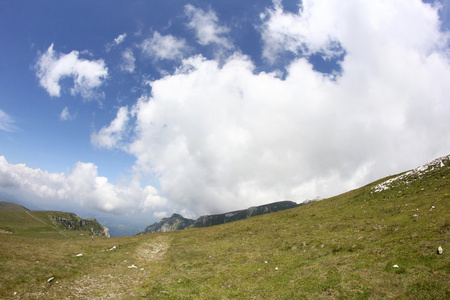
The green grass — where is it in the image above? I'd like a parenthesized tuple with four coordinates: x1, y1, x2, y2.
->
(0, 157, 449, 299)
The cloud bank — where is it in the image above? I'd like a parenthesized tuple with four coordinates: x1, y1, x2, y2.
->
(94, 0, 450, 216)
(0, 156, 166, 216)
(35, 44, 108, 99)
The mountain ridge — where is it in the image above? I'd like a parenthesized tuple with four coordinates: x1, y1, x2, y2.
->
(137, 200, 304, 235)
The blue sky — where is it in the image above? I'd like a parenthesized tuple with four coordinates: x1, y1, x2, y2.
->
(1, 0, 450, 236)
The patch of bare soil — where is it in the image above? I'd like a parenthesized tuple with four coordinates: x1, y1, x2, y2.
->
(135, 235, 171, 263)
(29, 236, 171, 299)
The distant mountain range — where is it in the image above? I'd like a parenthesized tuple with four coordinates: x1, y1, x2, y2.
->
(136, 200, 315, 235)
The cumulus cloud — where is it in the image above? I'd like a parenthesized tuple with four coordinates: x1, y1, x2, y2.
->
(260, 0, 446, 63)
(35, 44, 108, 99)
(0, 109, 17, 132)
(141, 32, 189, 61)
(185, 4, 233, 49)
(121, 48, 136, 73)
(96, 0, 450, 217)
(0, 156, 166, 214)
(91, 106, 129, 149)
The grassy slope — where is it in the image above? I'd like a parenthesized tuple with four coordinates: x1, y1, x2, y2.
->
(0, 157, 449, 299)
(0, 201, 28, 210)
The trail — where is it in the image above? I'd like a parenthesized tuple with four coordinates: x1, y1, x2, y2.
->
(25, 210, 68, 236)
(25, 210, 48, 225)
(42, 236, 172, 298)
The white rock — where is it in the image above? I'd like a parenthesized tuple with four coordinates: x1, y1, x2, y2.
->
(47, 277, 55, 282)
(128, 264, 138, 268)
(393, 265, 399, 268)
(437, 246, 443, 255)
(76, 253, 83, 257)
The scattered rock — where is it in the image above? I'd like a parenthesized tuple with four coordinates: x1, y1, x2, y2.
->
(437, 246, 443, 255)
(48, 277, 55, 282)
(128, 264, 138, 269)
(76, 253, 83, 257)
(393, 265, 399, 268)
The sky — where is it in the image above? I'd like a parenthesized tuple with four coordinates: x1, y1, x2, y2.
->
(1, 0, 450, 236)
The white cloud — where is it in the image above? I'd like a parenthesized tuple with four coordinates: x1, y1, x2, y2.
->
(141, 32, 188, 61)
(114, 33, 127, 46)
(105, 0, 450, 217)
(260, 0, 446, 63)
(35, 44, 108, 99)
(185, 4, 233, 49)
(91, 106, 130, 149)
(0, 156, 166, 214)
(121, 48, 135, 73)
(59, 107, 74, 121)
(0, 109, 17, 132)
(106, 33, 127, 51)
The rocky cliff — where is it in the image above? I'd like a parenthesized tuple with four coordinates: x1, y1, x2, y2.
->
(191, 201, 300, 228)
(137, 213, 194, 235)
(51, 212, 110, 237)
(137, 200, 301, 235)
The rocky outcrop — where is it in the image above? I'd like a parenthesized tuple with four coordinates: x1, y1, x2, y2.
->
(137, 200, 301, 235)
(191, 201, 300, 228)
(51, 212, 110, 237)
(137, 214, 194, 235)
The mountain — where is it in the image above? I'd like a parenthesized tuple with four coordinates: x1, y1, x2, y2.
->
(0, 203, 110, 238)
(137, 213, 195, 235)
(137, 200, 301, 235)
(191, 200, 301, 228)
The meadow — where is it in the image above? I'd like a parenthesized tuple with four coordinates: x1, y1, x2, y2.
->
(0, 156, 449, 299)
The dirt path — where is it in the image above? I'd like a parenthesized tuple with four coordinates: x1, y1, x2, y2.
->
(25, 210, 48, 225)
(39, 236, 172, 299)
(25, 211, 69, 236)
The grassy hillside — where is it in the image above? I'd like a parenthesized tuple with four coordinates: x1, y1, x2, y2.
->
(0, 201, 28, 210)
(0, 210, 107, 239)
(0, 156, 449, 299)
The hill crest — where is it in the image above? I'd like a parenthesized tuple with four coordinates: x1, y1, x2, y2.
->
(0, 201, 29, 211)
